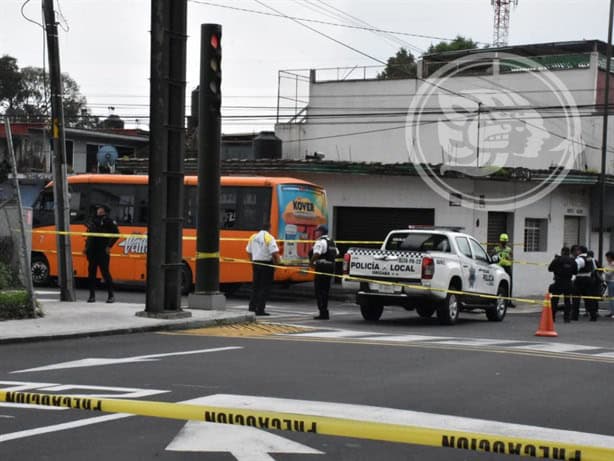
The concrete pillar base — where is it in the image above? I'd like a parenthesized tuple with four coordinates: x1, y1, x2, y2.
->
(188, 292, 227, 310)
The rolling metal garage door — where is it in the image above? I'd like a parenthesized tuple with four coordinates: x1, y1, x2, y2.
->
(334, 207, 434, 253)
(563, 216, 584, 247)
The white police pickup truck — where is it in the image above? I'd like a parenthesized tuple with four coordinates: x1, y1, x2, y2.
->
(342, 228, 510, 325)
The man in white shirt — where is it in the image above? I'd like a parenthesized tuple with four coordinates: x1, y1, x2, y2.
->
(246, 226, 281, 316)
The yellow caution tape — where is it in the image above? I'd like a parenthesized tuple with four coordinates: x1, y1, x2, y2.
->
(28, 229, 612, 301)
(195, 251, 220, 260)
(0, 390, 611, 461)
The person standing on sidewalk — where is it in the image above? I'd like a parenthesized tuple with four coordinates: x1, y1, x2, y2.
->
(605, 251, 614, 318)
(309, 224, 338, 320)
(572, 245, 599, 321)
(492, 233, 515, 307)
(85, 205, 119, 303)
(548, 247, 577, 323)
(246, 225, 281, 316)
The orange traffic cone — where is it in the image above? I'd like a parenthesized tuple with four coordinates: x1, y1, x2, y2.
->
(535, 293, 558, 337)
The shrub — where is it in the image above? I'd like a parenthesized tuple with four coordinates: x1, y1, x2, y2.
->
(0, 290, 41, 320)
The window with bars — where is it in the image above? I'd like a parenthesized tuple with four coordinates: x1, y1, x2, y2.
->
(524, 218, 548, 252)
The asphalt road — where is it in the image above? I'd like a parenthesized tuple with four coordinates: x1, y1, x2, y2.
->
(2, 288, 614, 460)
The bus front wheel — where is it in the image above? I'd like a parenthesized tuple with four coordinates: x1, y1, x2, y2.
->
(31, 254, 51, 286)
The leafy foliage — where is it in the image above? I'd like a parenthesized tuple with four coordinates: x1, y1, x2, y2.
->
(377, 48, 417, 80)
(0, 290, 40, 320)
(0, 55, 97, 127)
(427, 36, 480, 54)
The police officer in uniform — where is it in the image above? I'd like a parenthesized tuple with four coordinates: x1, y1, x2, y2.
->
(492, 233, 514, 307)
(548, 247, 577, 323)
(572, 245, 599, 321)
(310, 224, 339, 320)
(85, 205, 119, 303)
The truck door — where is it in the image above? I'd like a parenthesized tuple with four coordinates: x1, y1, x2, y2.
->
(469, 238, 496, 295)
(454, 236, 479, 298)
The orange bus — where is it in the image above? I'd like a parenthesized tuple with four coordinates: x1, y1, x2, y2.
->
(31, 174, 329, 294)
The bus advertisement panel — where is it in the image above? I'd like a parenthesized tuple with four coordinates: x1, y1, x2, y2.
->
(277, 184, 328, 263)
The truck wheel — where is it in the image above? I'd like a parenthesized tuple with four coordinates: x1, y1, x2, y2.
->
(416, 305, 436, 318)
(31, 254, 51, 286)
(437, 286, 460, 325)
(360, 303, 383, 322)
(486, 284, 508, 321)
(180, 263, 193, 296)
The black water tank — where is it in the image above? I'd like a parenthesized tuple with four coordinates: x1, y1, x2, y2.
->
(253, 131, 282, 159)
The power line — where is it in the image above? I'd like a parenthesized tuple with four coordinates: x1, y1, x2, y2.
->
(252, 0, 387, 66)
(187, 0, 479, 45)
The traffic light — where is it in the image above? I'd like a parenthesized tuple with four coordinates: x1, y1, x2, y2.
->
(202, 24, 222, 113)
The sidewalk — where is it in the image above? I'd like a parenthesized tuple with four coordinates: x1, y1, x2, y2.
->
(0, 300, 253, 344)
(0, 282, 545, 345)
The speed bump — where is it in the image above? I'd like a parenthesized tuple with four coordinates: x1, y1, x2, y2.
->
(169, 323, 313, 337)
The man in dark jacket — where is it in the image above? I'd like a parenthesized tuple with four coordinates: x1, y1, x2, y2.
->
(548, 247, 577, 323)
(85, 205, 119, 303)
(572, 245, 599, 321)
(310, 224, 339, 320)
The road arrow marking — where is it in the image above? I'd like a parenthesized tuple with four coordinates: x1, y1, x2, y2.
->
(167, 420, 323, 461)
(11, 347, 242, 373)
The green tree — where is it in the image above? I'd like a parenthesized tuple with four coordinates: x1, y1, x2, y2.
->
(377, 47, 417, 80)
(427, 35, 480, 54)
(0, 55, 96, 127)
(0, 55, 25, 114)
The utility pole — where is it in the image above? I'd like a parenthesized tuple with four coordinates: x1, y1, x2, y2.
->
(189, 24, 226, 310)
(4, 117, 35, 309)
(141, 0, 190, 318)
(599, 0, 614, 262)
(42, 0, 75, 302)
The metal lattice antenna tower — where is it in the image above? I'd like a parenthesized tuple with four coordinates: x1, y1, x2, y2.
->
(491, 0, 518, 47)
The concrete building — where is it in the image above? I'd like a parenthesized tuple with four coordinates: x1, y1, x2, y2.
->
(274, 40, 614, 297)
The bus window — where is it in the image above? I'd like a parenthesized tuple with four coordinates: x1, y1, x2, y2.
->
(184, 185, 196, 228)
(239, 187, 271, 229)
(89, 184, 140, 225)
(220, 187, 238, 229)
(33, 190, 55, 227)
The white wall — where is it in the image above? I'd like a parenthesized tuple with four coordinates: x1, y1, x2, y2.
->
(277, 56, 614, 174)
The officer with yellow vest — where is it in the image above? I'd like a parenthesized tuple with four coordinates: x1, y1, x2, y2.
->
(492, 233, 515, 307)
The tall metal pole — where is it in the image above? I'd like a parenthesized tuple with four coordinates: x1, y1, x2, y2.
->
(143, 0, 189, 317)
(599, 0, 614, 262)
(4, 117, 35, 307)
(189, 23, 226, 309)
(42, 0, 75, 302)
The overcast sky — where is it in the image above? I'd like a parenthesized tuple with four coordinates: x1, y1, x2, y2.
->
(2, 0, 611, 133)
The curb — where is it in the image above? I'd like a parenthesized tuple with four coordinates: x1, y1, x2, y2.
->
(0, 313, 255, 345)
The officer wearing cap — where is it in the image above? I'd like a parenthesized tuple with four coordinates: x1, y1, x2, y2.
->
(492, 233, 514, 307)
(85, 204, 119, 303)
(310, 224, 338, 320)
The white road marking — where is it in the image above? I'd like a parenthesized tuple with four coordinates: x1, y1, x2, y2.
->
(364, 334, 453, 342)
(0, 414, 132, 443)
(292, 330, 384, 339)
(167, 419, 323, 461)
(11, 347, 243, 373)
(435, 338, 518, 346)
(198, 394, 614, 449)
(285, 328, 614, 357)
(594, 352, 614, 358)
(509, 343, 602, 353)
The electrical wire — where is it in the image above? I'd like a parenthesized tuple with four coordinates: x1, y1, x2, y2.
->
(187, 0, 481, 45)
